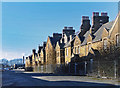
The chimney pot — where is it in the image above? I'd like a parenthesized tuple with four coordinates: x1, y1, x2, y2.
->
(101, 12, 107, 16)
(68, 27, 73, 29)
(64, 27, 67, 29)
(93, 12, 99, 16)
(32, 49, 36, 54)
(82, 16, 89, 20)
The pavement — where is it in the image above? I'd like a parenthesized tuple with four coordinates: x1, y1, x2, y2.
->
(1, 69, 120, 88)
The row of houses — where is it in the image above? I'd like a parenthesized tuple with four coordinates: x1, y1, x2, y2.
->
(25, 12, 120, 70)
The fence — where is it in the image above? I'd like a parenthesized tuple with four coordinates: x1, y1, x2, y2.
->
(32, 60, 119, 78)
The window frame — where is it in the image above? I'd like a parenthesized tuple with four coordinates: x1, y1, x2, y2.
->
(103, 39, 107, 50)
(116, 34, 120, 46)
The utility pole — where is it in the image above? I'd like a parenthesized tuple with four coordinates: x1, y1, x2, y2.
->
(23, 56, 24, 64)
(114, 60, 117, 79)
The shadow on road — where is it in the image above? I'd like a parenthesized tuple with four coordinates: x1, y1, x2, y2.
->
(1, 71, 119, 88)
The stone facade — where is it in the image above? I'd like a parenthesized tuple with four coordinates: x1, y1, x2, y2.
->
(71, 12, 120, 62)
(25, 12, 120, 71)
(45, 36, 56, 64)
(55, 42, 65, 64)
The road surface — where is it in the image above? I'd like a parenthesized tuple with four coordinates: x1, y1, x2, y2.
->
(1, 70, 119, 88)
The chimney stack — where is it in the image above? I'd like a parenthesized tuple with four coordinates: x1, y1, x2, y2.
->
(68, 27, 73, 30)
(82, 16, 89, 20)
(38, 45, 43, 53)
(38, 45, 42, 51)
(53, 33, 62, 38)
(23, 56, 24, 64)
(43, 42, 46, 48)
(64, 27, 67, 29)
(101, 12, 107, 16)
(32, 49, 36, 54)
(93, 12, 99, 16)
(80, 16, 91, 36)
(92, 12, 109, 34)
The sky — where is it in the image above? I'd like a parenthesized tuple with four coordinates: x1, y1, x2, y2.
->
(1, 2, 118, 60)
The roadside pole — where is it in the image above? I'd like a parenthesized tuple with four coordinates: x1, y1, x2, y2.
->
(85, 61, 87, 75)
(69, 63, 70, 73)
(114, 60, 117, 79)
(75, 63, 77, 75)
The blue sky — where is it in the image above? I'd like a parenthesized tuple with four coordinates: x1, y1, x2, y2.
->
(1, 2, 118, 60)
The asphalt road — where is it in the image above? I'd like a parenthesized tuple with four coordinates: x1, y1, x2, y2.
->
(1, 70, 119, 88)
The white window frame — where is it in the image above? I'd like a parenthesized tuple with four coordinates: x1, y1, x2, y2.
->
(103, 39, 107, 50)
(116, 34, 120, 46)
(66, 48, 68, 56)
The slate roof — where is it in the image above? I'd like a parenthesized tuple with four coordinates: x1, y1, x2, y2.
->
(81, 30, 91, 46)
(49, 36, 62, 48)
(87, 48, 101, 57)
(62, 20, 114, 48)
(63, 29, 75, 37)
(28, 55, 32, 61)
(64, 37, 75, 48)
(38, 47, 43, 53)
(93, 21, 114, 42)
(59, 42, 65, 49)
(64, 30, 87, 47)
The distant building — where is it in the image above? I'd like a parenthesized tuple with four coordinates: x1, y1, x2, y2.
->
(0, 58, 8, 65)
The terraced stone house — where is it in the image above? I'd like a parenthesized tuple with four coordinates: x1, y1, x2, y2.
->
(25, 12, 120, 73)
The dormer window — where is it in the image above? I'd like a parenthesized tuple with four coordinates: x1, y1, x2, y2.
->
(103, 39, 107, 50)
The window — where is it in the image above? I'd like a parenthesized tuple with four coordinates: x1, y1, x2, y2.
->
(75, 47, 77, 54)
(78, 46, 80, 54)
(100, 23, 102, 25)
(116, 34, 120, 46)
(100, 20, 102, 22)
(66, 48, 68, 56)
(88, 43, 92, 51)
(103, 39, 107, 50)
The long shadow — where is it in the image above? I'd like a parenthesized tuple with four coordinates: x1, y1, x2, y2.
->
(2, 71, 120, 88)
(22, 72, 73, 76)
